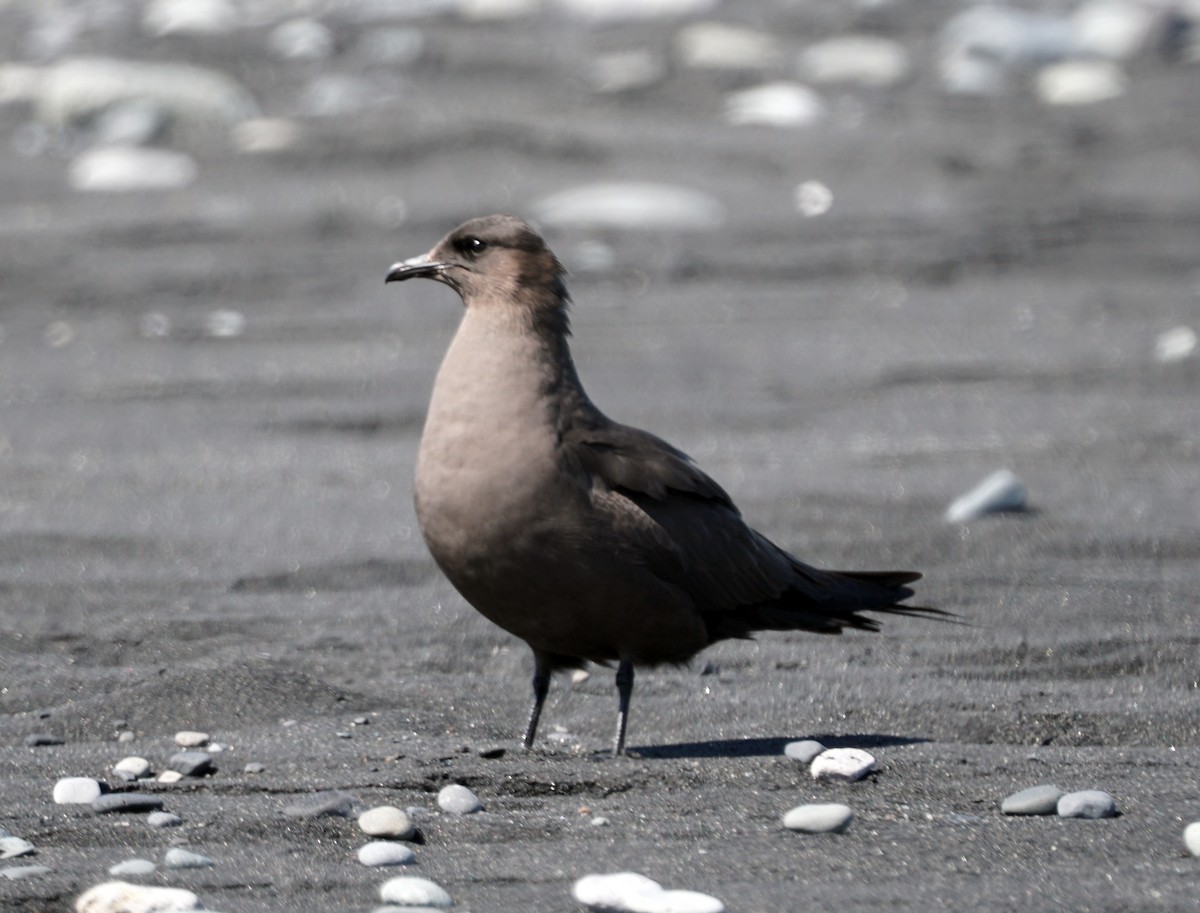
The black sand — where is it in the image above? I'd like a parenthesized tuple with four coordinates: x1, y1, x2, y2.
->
(2, 4, 1199, 911)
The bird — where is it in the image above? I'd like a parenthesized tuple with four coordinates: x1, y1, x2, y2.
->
(386, 214, 944, 756)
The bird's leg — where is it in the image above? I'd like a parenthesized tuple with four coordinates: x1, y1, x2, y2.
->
(522, 652, 552, 750)
(613, 658, 635, 756)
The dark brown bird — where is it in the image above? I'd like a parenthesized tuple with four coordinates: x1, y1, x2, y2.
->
(386, 214, 942, 755)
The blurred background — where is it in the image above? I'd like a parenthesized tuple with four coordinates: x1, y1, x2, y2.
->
(1, 0, 1198, 732)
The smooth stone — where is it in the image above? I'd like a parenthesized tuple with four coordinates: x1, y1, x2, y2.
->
(157, 771, 184, 784)
(284, 792, 354, 819)
(1183, 821, 1200, 857)
(724, 82, 824, 128)
(783, 739, 827, 764)
(54, 777, 102, 805)
(799, 35, 910, 87)
(69, 147, 198, 193)
(781, 803, 854, 834)
(75, 881, 202, 912)
(91, 794, 164, 814)
(168, 750, 215, 777)
(532, 182, 725, 231)
(23, 733, 64, 747)
(359, 806, 416, 839)
(0, 836, 35, 858)
(437, 784, 484, 815)
(108, 859, 156, 877)
(147, 812, 183, 828)
(1001, 784, 1065, 815)
(1036, 60, 1126, 106)
(676, 22, 782, 70)
(114, 757, 152, 779)
(1057, 790, 1118, 819)
(811, 748, 876, 782)
(378, 876, 453, 907)
(173, 731, 209, 748)
(244, 762, 267, 774)
(1155, 326, 1197, 363)
(358, 842, 416, 867)
(163, 848, 213, 869)
(2, 864, 53, 879)
(1072, 0, 1158, 60)
(573, 872, 725, 913)
(945, 470, 1026, 522)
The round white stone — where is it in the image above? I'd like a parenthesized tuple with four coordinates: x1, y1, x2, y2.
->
(113, 757, 152, 779)
(810, 748, 876, 782)
(781, 803, 854, 833)
(378, 876, 453, 907)
(107, 859, 156, 877)
(357, 842, 416, 867)
(1183, 821, 1200, 857)
(437, 784, 484, 815)
(573, 872, 726, 913)
(74, 881, 202, 913)
(359, 806, 416, 840)
(173, 731, 209, 748)
(53, 777, 102, 805)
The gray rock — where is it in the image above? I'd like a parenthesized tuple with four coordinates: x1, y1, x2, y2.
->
(1001, 784, 1064, 815)
(436, 784, 484, 815)
(783, 739, 827, 764)
(357, 841, 416, 867)
(284, 792, 354, 819)
(113, 757, 152, 779)
(23, 733, 63, 747)
(91, 794, 164, 814)
(1057, 790, 1118, 819)
(163, 848, 214, 869)
(108, 858, 157, 877)
(782, 803, 853, 834)
(0, 864, 53, 879)
(168, 750, 215, 777)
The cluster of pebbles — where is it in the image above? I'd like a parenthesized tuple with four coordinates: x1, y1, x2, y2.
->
(4, 721, 1198, 909)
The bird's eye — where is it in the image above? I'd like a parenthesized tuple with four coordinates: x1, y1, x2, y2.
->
(462, 237, 487, 255)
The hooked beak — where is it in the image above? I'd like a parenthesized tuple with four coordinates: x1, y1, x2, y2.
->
(385, 254, 451, 284)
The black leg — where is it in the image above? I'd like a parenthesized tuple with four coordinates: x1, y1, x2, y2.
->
(613, 658, 634, 756)
(522, 651, 552, 749)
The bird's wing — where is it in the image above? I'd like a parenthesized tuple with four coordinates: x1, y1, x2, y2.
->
(559, 420, 799, 611)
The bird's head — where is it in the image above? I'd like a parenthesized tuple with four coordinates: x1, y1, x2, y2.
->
(386, 215, 569, 321)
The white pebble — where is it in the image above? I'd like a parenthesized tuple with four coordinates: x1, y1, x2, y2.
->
(811, 748, 876, 782)
(107, 859, 156, 877)
(75, 881, 202, 913)
(163, 848, 213, 869)
(359, 806, 416, 840)
(147, 812, 182, 828)
(378, 876, 453, 907)
(1183, 821, 1200, 857)
(782, 803, 854, 833)
(1037, 60, 1126, 106)
(157, 770, 184, 784)
(945, 469, 1026, 523)
(173, 731, 209, 748)
(0, 836, 35, 858)
(113, 757, 152, 779)
(1155, 326, 1197, 364)
(358, 842, 416, 867)
(1056, 790, 1118, 819)
(783, 740, 827, 764)
(437, 784, 484, 815)
(799, 35, 910, 87)
(69, 147, 198, 193)
(54, 777, 102, 805)
(724, 82, 824, 128)
(573, 872, 725, 913)
(676, 22, 781, 70)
